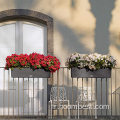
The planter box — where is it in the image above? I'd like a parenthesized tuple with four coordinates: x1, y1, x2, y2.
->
(11, 68, 50, 78)
(71, 67, 111, 78)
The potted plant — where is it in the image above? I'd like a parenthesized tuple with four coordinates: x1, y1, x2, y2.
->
(66, 53, 116, 78)
(5, 53, 60, 78)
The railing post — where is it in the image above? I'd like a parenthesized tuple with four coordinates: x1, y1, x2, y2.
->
(62, 68, 64, 117)
(33, 78, 34, 115)
(38, 78, 39, 116)
(3, 68, 5, 116)
(101, 78, 102, 116)
(13, 78, 14, 116)
(115, 69, 117, 115)
(28, 78, 29, 115)
(95, 78, 97, 119)
(8, 70, 10, 117)
(106, 78, 108, 117)
(67, 68, 69, 117)
(72, 78, 73, 117)
(18, 77, 19, 116)
(111, 77, 112, 117)
(23, 78, 24, 115)
(57, 70, 59, 117)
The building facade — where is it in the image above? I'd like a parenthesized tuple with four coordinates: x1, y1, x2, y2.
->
(0, 0, 119, 119)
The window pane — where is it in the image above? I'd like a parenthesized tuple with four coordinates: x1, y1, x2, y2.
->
(0, 24, 15, 67)
(23, 23, 47, 55)
(0, 24, 15, 115)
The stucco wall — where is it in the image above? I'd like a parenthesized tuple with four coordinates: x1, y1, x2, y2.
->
(0, 0, 119, 67)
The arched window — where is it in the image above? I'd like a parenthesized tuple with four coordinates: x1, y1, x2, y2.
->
(0, 9, 53, 67)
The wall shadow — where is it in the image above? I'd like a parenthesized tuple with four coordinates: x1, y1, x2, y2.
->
(89, 0, 115, 54)
(56, 21, 89, 54)
(13, 0, 35, 9)
(71, 0, 76, 8)
(88, 0, 115, 116)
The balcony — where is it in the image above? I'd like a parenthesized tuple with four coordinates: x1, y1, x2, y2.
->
(0, 67, 119, 119)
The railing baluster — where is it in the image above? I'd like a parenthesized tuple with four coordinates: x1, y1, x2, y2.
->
(51, 73, 54, 118)
(82, 78, 84, 117)
(28, 78, 29, 115)
(101, 78, 102, 116)
(115, 69, 117, 116)
(72, 78, 73, 117)
(57, 70, 59, 117)
(8, 70, 10, 116)
(38, 78, 39, 116)
(67, 68, 69, 117)
(13, 78, 14, 116)
(77, 78, 78, 118)
(119, 95, 120, 116)
(95, 78, 97, 119)
(18, 77, 19, 116)
(91, 78, 92, 118)
(62, 68, 64, 117)
(23, 78, 24, 115)
(87, 78, 88, 117)
(111, 77, 112, 117)
(33, 78, 34, 115)
(106, 78, 108, 117)
(3, 68, 5, 115)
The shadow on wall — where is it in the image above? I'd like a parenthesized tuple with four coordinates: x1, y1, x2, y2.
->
(89, 0, 115, 54)
(56, 21, 89, 54)
(89, 0, 115, 116)
(13, 0, 35, 8)
(71, 0, 76, 8)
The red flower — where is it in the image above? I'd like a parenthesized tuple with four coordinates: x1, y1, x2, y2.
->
(5, 52, 60, 72)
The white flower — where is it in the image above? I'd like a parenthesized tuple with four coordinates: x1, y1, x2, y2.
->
(66, 52, 116, 70)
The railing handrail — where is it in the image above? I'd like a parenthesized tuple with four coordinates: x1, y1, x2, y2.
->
(0, 66, 120, 69)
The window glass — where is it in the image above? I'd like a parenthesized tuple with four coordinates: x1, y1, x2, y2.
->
(0, 24, 15, 67)
(23, 23, 47, 54)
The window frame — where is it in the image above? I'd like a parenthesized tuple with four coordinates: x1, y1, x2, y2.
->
(0, 9, 53, 55)
(0, 21, 47, 55)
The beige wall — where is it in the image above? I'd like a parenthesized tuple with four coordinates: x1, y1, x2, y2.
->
(0, 0, 120, 67)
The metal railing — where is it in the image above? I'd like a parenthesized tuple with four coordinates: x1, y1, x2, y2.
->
(0, 67, 120, 119)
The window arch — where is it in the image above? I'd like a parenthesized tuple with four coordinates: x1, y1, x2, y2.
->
(0, 9, 53, 55)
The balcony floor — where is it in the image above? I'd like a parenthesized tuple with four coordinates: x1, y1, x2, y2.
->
(0, 116, 119, 120)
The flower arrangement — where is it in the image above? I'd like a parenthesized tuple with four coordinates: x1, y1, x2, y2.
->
(66, 52, 116, 70)
(5, 53, 60, 72)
